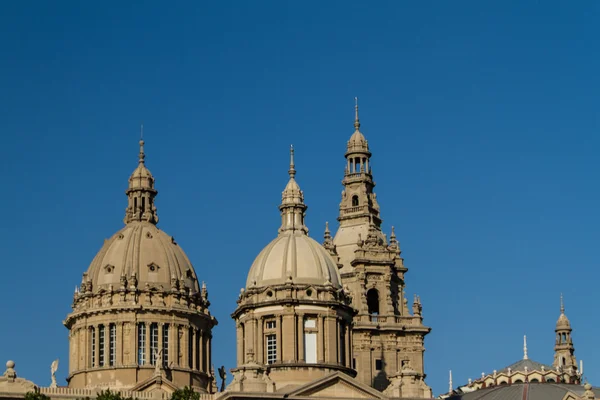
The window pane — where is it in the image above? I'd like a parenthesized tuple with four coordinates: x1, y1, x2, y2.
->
(109, 324, 116, 367)
(150, 323, 159, 366)
(266, 334, 277, 364)
(163, 324, 169, 367)
(91, 328, 96, 367)
(138, 323, 146, 365)
(99, 325, 105, 367)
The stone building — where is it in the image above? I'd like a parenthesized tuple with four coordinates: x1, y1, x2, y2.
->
(438, 297, 597, 399)
(0, 104, 596, 400)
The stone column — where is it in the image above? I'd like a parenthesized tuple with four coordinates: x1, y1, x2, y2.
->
(245, 318, 254, 362)
(282, 312, 295, 362)
(236, 323, 243, 365)
(198, 329, 208, 372)
(182, 325, 189, 368)
(85, 327, 90, 369)
(144, 323, 151, 366)
(297, 313, 304, 362)
(325, 317, 337, 363)
(191, 329, 197, 370)
(317, 315, 325, 363)
(345, 322, 352, 368)
(130, 322, 137, 366)
(257, 317, 263, 364)
(336, 319, 342, 365)
(116, 323, 123, 366)
(207, 334, 212, 374)
(277, 315, 283, 362)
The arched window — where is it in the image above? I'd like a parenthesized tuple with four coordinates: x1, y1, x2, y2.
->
(514, 379, 523, 383)
(367, 289, 379, 321)
(530, 378, 539, 383)
(546, 378, 555, 383)
(352, 195, 359, 207)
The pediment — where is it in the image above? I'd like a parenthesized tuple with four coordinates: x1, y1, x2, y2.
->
(286, 372, 386, 399)
(129, 373, 178, 394)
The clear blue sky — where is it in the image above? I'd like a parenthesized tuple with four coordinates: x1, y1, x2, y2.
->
(0, 1, 598, 396)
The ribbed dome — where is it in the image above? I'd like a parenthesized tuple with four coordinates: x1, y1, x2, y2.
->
(246, 231, 341, 289)
(349, 129, 367, 146)
(84, 221, 200, 293)
(556, 313, 571, 328)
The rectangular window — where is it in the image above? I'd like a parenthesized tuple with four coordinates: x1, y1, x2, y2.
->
(98, 325, 105, 367)
(304, 332, 317, 363)
(304, 319, 316, 329)
(138, 323, 146, 365)
(91, 328, 96, 367)
(266, 320, 276, 329)
(109, 324, 116, 366)
(163, 324, 169, 367)
(375, 359, 383, 371)
(353, 358, 356, 369)
(266, 334, 277, 364)
(150, 323, 159, 365)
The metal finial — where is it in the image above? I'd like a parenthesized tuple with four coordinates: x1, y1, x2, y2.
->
(449, 370, 453, 393)
(288, 144, 296, 178)
(139, 124, 145, 164)
(560, 293, 565, 314)
(325, 221, 330, 234)
(354, 97, 360, 130)
(523, 335, 528, 360)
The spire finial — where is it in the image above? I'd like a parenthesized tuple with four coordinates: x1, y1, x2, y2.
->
(289, 144, 296, 178)
(449, 370, 453, 393)
(523, 335, 528, 360)
(560, 293, 565, 314)
(325, 221, 330, 234)
(354, 97, 360, 130)
(139, 124, 145, 164)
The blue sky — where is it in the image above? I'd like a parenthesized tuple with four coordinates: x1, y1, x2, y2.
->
(0, 1, 598, 396)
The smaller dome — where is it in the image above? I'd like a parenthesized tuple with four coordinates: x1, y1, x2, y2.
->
(349, 129, 367, 145)
(246, 231, 341, 289)
(556, 313, 571, 328)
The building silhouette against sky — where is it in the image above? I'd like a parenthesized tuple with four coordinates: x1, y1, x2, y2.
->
(0, 105, 596, 400)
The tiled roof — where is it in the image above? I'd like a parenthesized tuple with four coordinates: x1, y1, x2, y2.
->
(446, 382, 599, 399)
(497, 358, 554, 374)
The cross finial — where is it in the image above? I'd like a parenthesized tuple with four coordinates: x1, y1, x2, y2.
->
(523, 335, 528, 360)
(560, 293, 565, 314)
(289, 144, 296, 178)
(354, 97, 360, 130)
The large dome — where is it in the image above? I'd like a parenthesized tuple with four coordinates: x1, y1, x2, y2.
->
(246, 230, 341, 289)
(85, 220, 200, 293)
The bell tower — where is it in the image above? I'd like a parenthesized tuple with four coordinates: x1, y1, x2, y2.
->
(553, 294, 578, 380)
(330, 100, 432, 397)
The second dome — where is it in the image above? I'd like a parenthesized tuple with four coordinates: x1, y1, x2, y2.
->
(245, 146, 341, 290)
